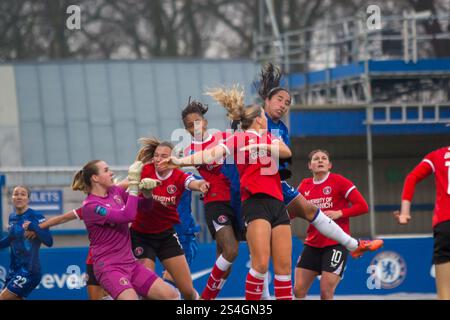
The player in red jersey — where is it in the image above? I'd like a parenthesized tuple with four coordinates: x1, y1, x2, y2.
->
(162, 86, 294, 300)
(131, 137, 209, 300)
(181, 100, 243, 300)
(394, 146, 450, 300)
(258, 63, 382, 261)
(294, 149, 369, 300)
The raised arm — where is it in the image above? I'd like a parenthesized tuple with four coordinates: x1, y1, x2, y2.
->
(394, 161, 433, 224)
(103, 161, 143, 224)
(102, 195, 140, 224)
(187, 179, 210, 195)
(161, 144, 228, 170)
(239, 139, 292, 159)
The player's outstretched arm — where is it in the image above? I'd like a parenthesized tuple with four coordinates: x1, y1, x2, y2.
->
(39, 210, 79, 229)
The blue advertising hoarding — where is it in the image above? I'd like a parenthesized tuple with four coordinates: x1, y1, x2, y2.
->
(28, 190, 63, 215)
(0, 237, 436, 299)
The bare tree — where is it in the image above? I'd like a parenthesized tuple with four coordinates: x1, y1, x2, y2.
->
(0, 0, 448, 61)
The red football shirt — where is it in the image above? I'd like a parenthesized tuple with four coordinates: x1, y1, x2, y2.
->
(299, 173, 359, 248)
(186, 132, 231, 204)
(402, 146, 450, 227)
(131, 163, 195, 234)
(222, 130, 283, 202)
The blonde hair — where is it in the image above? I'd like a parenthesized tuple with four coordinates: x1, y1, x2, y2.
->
(205, 85, 262, 130)
(136, 137, 174, 164)
(71, 160, 102, 194)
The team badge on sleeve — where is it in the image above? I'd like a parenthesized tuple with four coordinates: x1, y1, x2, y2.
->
(95, 206, 108, 216)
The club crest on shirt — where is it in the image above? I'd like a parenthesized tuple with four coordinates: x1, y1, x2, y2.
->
(323, 186, 332, 195)
(113, 195, 123, 205)
(134, 247, 144, 257)
(167, 185, 177, 194)
(119, 277, 129, 286)
(217, 215, 229, 224)
(95, 206, 107, 216)
(206, 164, 220, 171)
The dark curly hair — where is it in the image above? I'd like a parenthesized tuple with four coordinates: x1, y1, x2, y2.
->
(181, 97, 208, 124)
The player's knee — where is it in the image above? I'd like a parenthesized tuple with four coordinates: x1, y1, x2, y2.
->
(274, 260, 292, 275)
(182, 288, 198, 300)
(251, 260, 270, 274)
(294, 284, 307, 299)
(222, 244, 238, 261)
(319, 284, 335, 300)
(305, 206, 317, 220)
(162, 287, 180, 300)
(178, 283, 196, 300)
(320, 289, 334, 300)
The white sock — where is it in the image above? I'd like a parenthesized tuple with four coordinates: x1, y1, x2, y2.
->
(216, 255, 232, 271)
(101, 295, 113, 300)
(249, 268, 265, 280)
(311, 209, 358, 251)
(261, 272, 272, 300)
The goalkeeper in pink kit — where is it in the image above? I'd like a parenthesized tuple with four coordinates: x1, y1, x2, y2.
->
(72, 159, 178, 300)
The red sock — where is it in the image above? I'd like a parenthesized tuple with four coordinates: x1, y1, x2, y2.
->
(274, 275, 292, 300)
(201, 264, 226, 300)
(208, 278, 228, 300)
(245, 269, 265, 300)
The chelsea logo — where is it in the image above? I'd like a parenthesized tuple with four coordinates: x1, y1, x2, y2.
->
(370, 251, 407, 289)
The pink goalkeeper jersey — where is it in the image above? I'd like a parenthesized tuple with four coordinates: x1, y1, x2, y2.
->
(81, 186, 136, 267)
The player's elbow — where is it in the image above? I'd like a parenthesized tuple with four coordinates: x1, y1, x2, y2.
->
(361, 201, 369, 214)
(45, 236, 54, 247)
(279, 146, 292, 159)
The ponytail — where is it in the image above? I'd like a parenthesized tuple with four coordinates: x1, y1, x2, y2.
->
(256, 62, 288, 100)
(206, 85, 262, 130)
(71, 160, 101, 194)
(136, 137, 174, 163)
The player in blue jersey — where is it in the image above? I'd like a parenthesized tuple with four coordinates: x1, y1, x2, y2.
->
(257, 63, 383, 260)
(161, 183, 201, 296)
(173, 177, 201, 266)
(0, 185, 53, 300)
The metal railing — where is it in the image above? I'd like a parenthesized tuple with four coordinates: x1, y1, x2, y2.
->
(254, 13, 450, 73)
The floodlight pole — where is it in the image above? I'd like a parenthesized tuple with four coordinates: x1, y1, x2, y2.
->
(265, 0, 285, 61)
